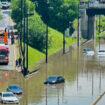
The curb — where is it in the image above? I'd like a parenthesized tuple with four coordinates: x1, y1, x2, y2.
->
(91, 91, 105, 105)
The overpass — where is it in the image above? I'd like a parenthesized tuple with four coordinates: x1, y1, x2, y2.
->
(79, 3, 105, 39)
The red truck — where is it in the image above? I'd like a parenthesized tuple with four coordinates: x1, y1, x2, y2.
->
(0, 27, 8, 45)
(0, 44, 9, 64)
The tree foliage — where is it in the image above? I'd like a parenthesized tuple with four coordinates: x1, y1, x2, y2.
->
(36, 0, 78, 33)
(11, 0, 35, 24)
(28, 14, 46, 51)
(11, 0, 47, 51)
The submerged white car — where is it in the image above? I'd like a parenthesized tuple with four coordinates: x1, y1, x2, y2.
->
(97, 50, 105, 56)
(83, 48, 95, 55)
(0, 92, 19, 104)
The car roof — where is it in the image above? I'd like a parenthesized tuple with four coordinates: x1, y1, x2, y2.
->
(1, 2, 8, 3)
(9, 84, 20, 87)
(48, 75, 62, 78)
(2, 92, 13, 94)
(99, 50, 105, 52)
(84, 48, 93, 51)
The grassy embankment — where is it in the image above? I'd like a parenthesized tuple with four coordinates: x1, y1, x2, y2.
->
(96, 31, 105, 39)
(16, 27, 77, 71)
(0, 10, 2, 20)
(28, 28, 76, 71)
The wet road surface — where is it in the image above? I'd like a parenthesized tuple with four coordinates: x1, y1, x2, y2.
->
(0, 9, 105, 105)
(1, 40, 105, 105)
(4, 39, 104, 105)
(0, 9, 15, 70)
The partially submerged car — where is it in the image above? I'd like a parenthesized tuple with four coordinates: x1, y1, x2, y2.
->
(83, 48, 94, 55)
(7, 84, 22, 94)
(1, 2, 10, 9)
(0, 92, 19, 104)
(97, 50, 105, 56)
(44, 75, 65, 84)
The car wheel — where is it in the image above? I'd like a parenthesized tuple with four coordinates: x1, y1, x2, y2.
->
(1, 100, 4, 104)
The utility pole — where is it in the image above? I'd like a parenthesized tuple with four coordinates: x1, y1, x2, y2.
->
(45, 0, 49, 63)
(46, 22, 48, 63)
(23, 0, 26, 76)
(88, 16, 89, 40)
(63, 31, 65, 54)
(77, 3, 79, 47)
(26, 13, 28, 74)
(99, 15, 101, 50)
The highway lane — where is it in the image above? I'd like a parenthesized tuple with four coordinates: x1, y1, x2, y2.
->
(0, 9, 15, 70)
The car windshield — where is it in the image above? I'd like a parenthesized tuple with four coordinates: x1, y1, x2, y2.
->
(0, 50, 8, 55)
(2, 2, 7, 4)
(9, 86, 19, 89)
(3, 93, 14, 97)
(84, 48, 93, 51)
(48, 76, 57, 80)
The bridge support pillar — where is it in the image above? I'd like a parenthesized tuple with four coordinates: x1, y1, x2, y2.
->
(88, 15, 96, 39)
(80, 8, 96, 39)
(80, 8, 88, 39)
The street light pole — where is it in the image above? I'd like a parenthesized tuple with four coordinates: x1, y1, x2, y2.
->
(45, 0, 49, 63)
(46, 22, 48, 63)
(99, 15, 101, 50)
(20, 0, 23, 54)
(63, 31, 65, 54)
(23, 0, 26, 76)
(26, 14, 28, 74)
(77, 3, 79, 47)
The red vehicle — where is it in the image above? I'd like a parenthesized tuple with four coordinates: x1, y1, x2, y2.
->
(0, 44, 9, 64)
(0, 27, 8, 45)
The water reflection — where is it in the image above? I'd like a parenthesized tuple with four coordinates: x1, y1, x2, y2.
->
(24, 40, 105, 105)
(45, 84, 64, 105)
(2, 40, 105, 105)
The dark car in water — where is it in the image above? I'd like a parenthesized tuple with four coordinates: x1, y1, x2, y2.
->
(44, 75, 65, 84)
(7, 84, 22, 94)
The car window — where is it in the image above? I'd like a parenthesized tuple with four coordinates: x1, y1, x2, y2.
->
(48, 76, 57, 80)
(99, 50, 105, 52)
(3, 93, 14, 97)
(9, 86, 19, 89)
(58, 77, 62, 80)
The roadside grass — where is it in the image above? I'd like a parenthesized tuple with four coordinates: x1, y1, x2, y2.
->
(0, 10, 2, 20)
(96, 31, 105, 39)
(48, 27, 77, 54)
(15, 27, 77, 72)
(28, 46, 45, 70)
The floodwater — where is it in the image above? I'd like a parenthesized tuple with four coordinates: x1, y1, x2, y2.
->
(1, 39, 105, 105)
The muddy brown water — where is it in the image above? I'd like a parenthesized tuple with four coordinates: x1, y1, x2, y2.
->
(1, 40, 105, 105)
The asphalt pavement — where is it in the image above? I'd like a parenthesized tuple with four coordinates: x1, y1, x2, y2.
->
(0, 9, 15, 70)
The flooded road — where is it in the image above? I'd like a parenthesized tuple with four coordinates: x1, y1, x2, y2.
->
(21, 40, 105, 105)
(1, 39, 105, 105)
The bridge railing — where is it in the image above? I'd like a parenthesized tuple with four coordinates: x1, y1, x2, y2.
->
(80, 3, 105, 9)
(88, 3, 105, 8)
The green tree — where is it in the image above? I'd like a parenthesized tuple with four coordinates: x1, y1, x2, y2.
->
(36, 0, 78, 33)
(11, 0, 35, 24)
(28, 15, 47, 51)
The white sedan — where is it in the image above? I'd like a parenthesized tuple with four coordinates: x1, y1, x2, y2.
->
(0, 92, 19, 104)
(97, 50, 105, 56)
(83, 48, 95, 55)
